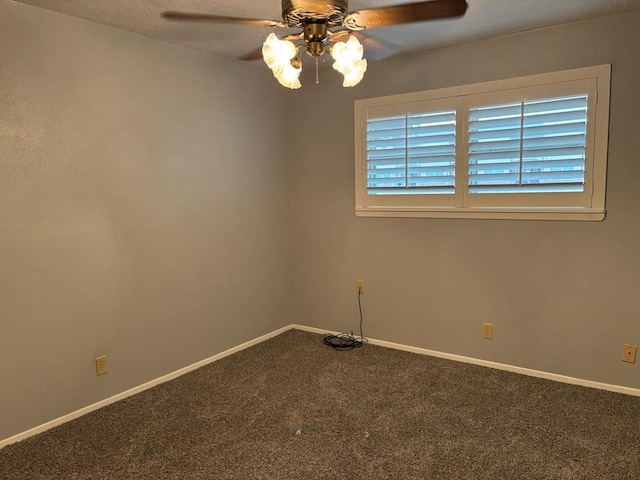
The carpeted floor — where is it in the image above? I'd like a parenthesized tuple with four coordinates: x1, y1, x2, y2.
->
(1, 329, 640, 479)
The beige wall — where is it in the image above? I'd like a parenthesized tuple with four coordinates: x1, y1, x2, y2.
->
(0, 2, 291, 439)
(3, 0, 640, 444)
(288, 11, 640, 389)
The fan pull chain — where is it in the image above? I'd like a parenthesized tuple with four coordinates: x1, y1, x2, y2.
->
(315, 57, 319, 84)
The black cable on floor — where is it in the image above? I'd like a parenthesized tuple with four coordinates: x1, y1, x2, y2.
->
(323, 289, 367, 351)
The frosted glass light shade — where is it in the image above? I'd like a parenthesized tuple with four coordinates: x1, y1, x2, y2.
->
(331, 36, 367, 87)
(274, 63, 302, 89)
(331, 36, 364, 65)
(262, 33, 301, 89)
(262, 33, 296, 69)
(339, 58, 367, 87)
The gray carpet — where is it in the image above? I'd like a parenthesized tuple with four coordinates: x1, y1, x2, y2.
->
(1, 329, 640, 479)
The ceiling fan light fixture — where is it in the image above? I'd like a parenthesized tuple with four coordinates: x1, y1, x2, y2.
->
(262, 33, 302, 89)
(331, 35, 364, 64)
(273, 62, 303, 89)
(331, 35, 367, 87)
(262, 33, 297, 69)
(337, 58, 367, 87)
(162, 0, 470, 89)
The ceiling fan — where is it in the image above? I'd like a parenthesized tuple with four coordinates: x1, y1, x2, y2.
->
(162, 0, 468, 89)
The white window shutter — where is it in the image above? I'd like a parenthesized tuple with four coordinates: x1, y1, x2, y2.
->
(366, 111, 456, 195)
(468, 95, 588, 194)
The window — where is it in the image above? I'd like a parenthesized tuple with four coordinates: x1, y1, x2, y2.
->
(367, 110, 456, 196)
(354, 65, 611, 220)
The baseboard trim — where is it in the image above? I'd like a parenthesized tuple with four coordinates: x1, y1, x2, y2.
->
(0, 325, 293, 450)
(292, 324, 640, 398)
(4, 322, 639, 449)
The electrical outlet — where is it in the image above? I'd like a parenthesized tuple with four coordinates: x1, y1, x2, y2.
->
(356, 280, 365, 294)
(482, 323, 493, 340)
(95, 355, 108, 376)
(622, 344, 637, 363)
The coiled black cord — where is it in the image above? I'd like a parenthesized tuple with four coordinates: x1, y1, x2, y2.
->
(323, 290, 366, 351)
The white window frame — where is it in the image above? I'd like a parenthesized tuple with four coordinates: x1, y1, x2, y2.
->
(354, 65, 611, 221)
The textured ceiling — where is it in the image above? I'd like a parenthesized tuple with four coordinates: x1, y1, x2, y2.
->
(12, 0, 640, 60)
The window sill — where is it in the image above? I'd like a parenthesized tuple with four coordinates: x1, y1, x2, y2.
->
(355, 207, 606, 221)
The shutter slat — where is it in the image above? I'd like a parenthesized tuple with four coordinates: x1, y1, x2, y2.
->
(408, 165, 455, 175)
(367, 157, 407, 167)
(522, 158, 584, 172)
(367, 138, 407, 150)
(469, 150, 520, 163)
(470, 127, 520, 142)
(521, 170, 585, 183)
(406, 154, 455, 166)
(470, 149, 586, 164)
(523, 122, 587, 138)
(469, 184, 584, 194)
(367, 151, 406, 160)
(367, 128, 406, 141)
(469, 172, 520, 184)
(367, 178, 408, 188)
(470, 161, 522, 172)
(523, 134, 586, 149)
(408, 111, 456, 125)
(368, 167, 406, 176)
(368, 186, 455, 195)
(524, 95, 587, 114)
(408, 145, 456, 156)
(367, 117, 405, 131)
(522, 146, 586, 160)
(469, 117, 521, 133)
(470, 171, 584, 185)
(408, 133, 456, 146)
(469, 140, 521, 154)
(406, 177, 455, 186)
(469, 103, 521, 122)
(523, 111, 587, 127)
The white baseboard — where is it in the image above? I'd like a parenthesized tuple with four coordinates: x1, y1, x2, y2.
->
(4, 322, 639, 449)
(293, 324, 640, 398)
(0, 325, 294, 450)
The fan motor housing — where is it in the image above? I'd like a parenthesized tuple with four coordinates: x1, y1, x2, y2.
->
(282, 0, 349, 27)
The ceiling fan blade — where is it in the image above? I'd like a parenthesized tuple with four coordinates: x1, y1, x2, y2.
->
(330, 30, 400, 61)
(282, 33, 305, 42)
(288, 0, 344, 16)
(238, 48, 264, 62)
(161, 11, 284, 28)
(343, 0, 468, 30)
